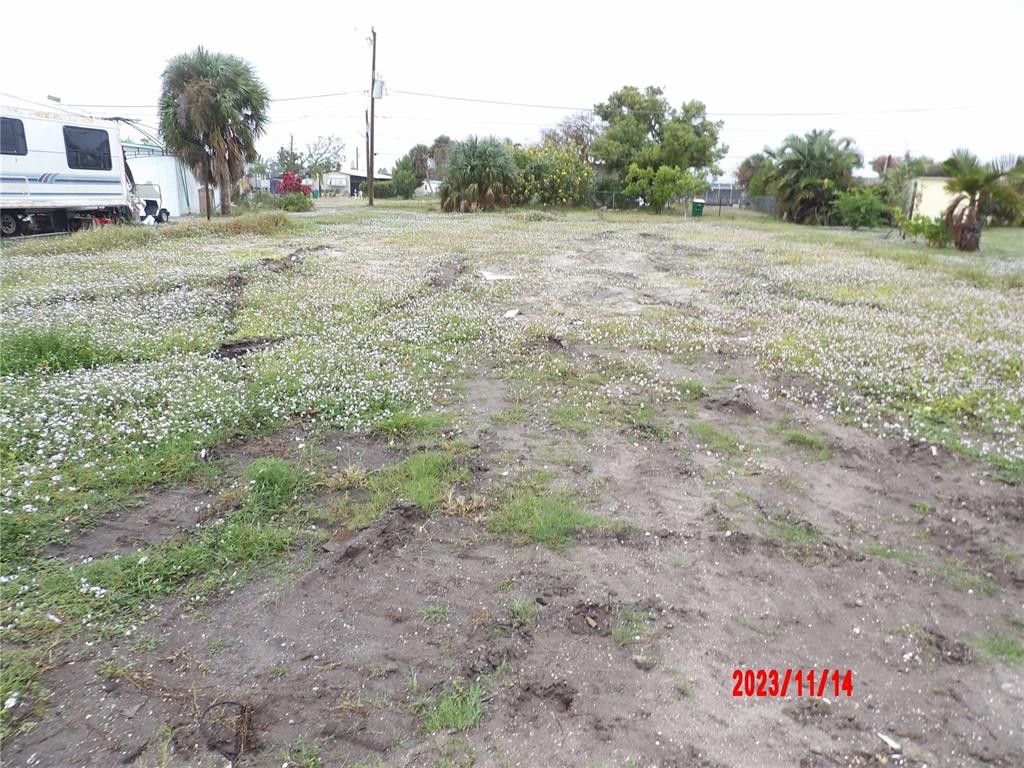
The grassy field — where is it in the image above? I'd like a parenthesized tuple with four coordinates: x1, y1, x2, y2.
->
(1, 201, 1022, 767)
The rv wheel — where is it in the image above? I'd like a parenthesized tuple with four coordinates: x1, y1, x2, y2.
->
(1, 213, 21, 237)
(157, 209, 170, 223)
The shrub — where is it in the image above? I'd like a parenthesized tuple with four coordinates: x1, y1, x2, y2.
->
(373, 181, 395, 199)
(833, 187, 890, 229)
(278, 172, 306, 195)
(279, 192, 313, 212)
(234, 190, 281, 213)
(901, 213, 953, 248)
(511, 143, 594, 206)
(391, 167, 417, 199)
(440, 136, 520, 212)
(764, 130, 861, 224)
(623, 164, 706, 213)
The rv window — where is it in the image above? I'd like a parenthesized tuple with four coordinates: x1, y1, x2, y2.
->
(1, 117, 27, 155)
(63, 126, 112, 171)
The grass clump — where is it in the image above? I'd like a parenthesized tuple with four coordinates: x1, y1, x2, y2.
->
(420, 679, 485, 733)
(761, 516, 819, 554)
(975, 634, 1024, 664)
(0, 328, 111, 375)
(343, 450, 470, 527)
(371, 410, 450, 440)
(421, 604, 453, 623)
(675, 379, 706, 401)
(688, 421, 743, 455)
(0, 648, 45, 738)
(487, 485, 601, 551)
(940, 561, 1000, 596)
(209, 210, 292, 236)
(506, 599, 539, 630)
(243, 458, 306, 518)
(620, 402, 669, 440)
(548, 403, 597, 434)
(612, 608, 649, 647)
(781, 429, 831, 460)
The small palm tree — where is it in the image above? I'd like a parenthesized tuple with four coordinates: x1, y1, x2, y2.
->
(765, 130, 861, 224)
(159, 47, 270, 217)
(942, 150, 1023, 251)
(439, 137, 520, 212)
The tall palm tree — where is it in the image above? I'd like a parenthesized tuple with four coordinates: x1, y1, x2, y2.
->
(942, 150, 1023, 251)
(430, 135, 453, 178)
(765, 130, 861, 224)
(408, 144, 431, 182)
(159, 48, 270, 217)
(439, 136, 520, 212)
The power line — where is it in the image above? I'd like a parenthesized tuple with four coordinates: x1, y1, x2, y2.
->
(392, 89, 590, 112)
(390, 88, 993, 118)
(63, 90, 364, 109)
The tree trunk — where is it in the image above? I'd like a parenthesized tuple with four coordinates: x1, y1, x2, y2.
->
(204, 153, 213, 222)
(949, 195, 981, 252)
(219, 163, 232, 216)
(958, 200, 981, 252)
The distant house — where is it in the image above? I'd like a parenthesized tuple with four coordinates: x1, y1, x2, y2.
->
(414, 178, 441, 197)
(122, 140, 211, 216)
(341, 169, 391, 197)
(907, 177, 963, 219)
(323, 170, 351, 195)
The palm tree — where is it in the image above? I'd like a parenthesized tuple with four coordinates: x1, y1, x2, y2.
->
(439, 136, 520, 212)
(159, 47, 270, 218)
(430, 135, 453, 178)
(942, 150, 1023, 251)
(765, 130, 862, 224)
(408, 144, 431, 182)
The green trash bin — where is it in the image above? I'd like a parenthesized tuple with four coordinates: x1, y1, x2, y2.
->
(691, 198, 705, 217)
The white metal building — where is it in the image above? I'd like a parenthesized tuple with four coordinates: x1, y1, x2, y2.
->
(121, 140, 212, 217)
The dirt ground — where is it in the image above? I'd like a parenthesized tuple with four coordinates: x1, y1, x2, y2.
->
(4, 206, 1022, 768)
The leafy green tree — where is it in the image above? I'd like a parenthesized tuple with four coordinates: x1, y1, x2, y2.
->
(303, 135, 345, 193)
(159, 47, 270, 216)
(275, 144, 304, 175)
(623, 163, 706, 213)
(591, 86, 726, 177)
(439, 136, 520, 212)
(391, 156, 418, 199)
(764, 130, 861, 224)
(942, 151, 1024, 251)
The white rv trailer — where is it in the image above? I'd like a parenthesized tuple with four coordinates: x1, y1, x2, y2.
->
(0, 105, 131, 236)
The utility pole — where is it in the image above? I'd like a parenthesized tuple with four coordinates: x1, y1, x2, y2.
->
(367, 27, 377, 206)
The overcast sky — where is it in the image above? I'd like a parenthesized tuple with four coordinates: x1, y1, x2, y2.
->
(3, 0, 1021, 179)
